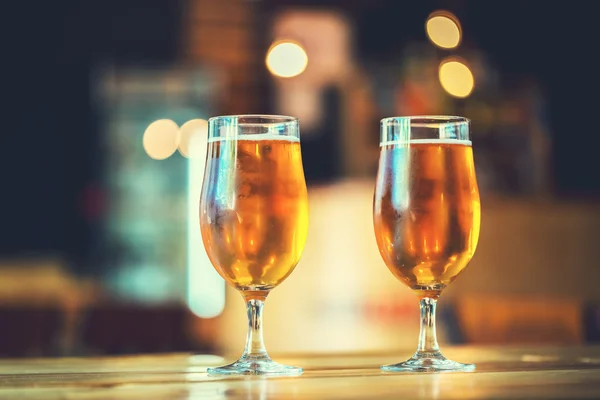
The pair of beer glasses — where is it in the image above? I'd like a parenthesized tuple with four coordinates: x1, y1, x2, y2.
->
(200, 115, 480, 376)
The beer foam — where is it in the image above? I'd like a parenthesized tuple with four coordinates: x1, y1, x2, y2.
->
(380, 138, 472, 147)
(208, 133, 300, 143)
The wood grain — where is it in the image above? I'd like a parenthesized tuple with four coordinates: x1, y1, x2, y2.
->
(0, 346, 599, 399)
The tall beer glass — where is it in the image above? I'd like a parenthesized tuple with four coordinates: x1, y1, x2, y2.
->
(200, 115, 308, 375)
(373, 116, 480, 372)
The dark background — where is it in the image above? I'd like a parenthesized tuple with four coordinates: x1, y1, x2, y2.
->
(2, 0, 598, 266)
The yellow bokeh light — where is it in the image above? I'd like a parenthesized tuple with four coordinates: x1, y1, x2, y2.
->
(266, 41, 308, 78)
(439, 59, 474, 98)
(142, 119, 179, 160)
(426, 11, 461, 49)
(178, 119, 208, 158)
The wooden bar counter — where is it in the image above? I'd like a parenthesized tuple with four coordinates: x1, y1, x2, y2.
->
(0, 346, 599, 399)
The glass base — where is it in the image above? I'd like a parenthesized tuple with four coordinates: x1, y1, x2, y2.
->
(382, 351, 475, 373)
(207, 355, 303, 376)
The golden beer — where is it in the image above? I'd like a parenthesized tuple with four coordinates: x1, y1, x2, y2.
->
(200, 136, 309, 292)
(373, 140, 480, 296)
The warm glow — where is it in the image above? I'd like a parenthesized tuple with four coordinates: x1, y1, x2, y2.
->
(426, 11, 461, 49)
(266, 41, 308, 78)
(178, 119, 208, 158)
(143, 119, 179, 160)
(439, 59, 474, 98)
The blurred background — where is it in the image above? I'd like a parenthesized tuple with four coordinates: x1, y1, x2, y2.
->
(2, 0, 600, 358)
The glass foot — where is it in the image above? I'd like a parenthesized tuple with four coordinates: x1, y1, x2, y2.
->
(207, 355, 303, 376)
(382, 351, 475, 373)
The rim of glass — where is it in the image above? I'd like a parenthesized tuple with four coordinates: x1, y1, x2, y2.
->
(208, 114, 298, 127)
(381, 115, 470, 128)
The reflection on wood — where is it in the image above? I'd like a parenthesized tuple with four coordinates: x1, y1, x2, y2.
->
(0, 346, 598, 399)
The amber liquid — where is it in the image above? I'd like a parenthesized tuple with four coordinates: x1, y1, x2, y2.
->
(373, 140, 480, 296)
(200, 136, 309, 292)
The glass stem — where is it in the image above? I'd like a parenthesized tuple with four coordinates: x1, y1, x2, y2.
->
(242, 297, 269, 359)
(416, 297, 440, 355)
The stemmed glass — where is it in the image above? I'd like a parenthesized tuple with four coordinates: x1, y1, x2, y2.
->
(373, 116, 481, 372)
(199, 115, 308, 376)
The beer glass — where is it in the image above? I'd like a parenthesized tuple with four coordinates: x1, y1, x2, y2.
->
(200, 115, 308, 376)
(373, 116, 480, 372)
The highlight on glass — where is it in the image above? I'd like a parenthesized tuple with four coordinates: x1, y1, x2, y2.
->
(373, 116, 481, 372)
(199, 115, 309, 376)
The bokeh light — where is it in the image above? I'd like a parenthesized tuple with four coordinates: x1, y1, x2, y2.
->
(439, 58, 475, 98)
(266, 41, 308, 78)
(142, 119, 179, 160)
(426, 11, 461, 49)
(178, 119, 208, 158)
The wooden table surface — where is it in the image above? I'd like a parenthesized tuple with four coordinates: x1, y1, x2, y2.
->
(0, 346, 599, 399)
